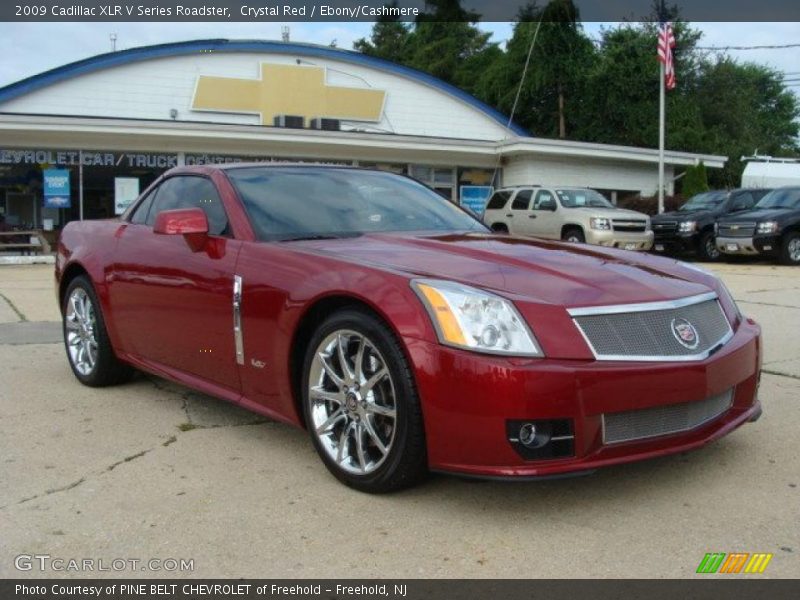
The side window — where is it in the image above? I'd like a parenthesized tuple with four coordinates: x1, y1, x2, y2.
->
(146, 176, 230, 236)
(533, 190, 556, 210)
(129, 189, 157, 224)
(486, 190, 511, 210)
(511, 189, 532, 210)
(731, 192, 754, 211)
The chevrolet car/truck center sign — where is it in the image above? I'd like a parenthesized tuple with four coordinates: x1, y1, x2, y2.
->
(191, 63, 386, 126)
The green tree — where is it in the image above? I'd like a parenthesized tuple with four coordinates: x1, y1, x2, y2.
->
(681, 162, 709, 196)
(353, 2, 412, 63)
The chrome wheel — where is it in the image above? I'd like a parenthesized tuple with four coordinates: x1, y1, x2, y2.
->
(789, 238, 800, 262)
(308, 330, 397, 475)
(65, 288, 98, 376)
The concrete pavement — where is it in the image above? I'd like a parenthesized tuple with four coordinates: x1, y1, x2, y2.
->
(0, 262, 798, 579)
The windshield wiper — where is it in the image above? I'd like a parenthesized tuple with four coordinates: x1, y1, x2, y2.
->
(277, 233, 363, 242)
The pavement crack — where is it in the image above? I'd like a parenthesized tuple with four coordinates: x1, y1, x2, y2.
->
(762, 369, 800, 381)
(106, 449, 151, 472)
(0, 291, 27, 321)
(10, 477, 86, 508)
(739, 300, 800, 310)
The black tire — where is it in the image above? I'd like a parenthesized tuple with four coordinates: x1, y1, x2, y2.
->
(779, 231, 800, 266)
(301, 308, 427, 493)
(62, 276, 134, 387)
(562, 227, 585, 243)
(697, 230, 721, 262)
(491, 223, 509, 234)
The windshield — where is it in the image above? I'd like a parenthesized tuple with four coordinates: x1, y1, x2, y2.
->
(556, 189, 614, 209)
(679, 191, 727, 211)
(754, 188, 800, 210)
(226, 167, 487, 241)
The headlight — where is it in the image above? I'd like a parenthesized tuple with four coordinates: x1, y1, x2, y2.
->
(590, 217, 611, 231)
(412, 279, 542, 357)
(757, 221, 779, 234)
(678, 221, 697, 233)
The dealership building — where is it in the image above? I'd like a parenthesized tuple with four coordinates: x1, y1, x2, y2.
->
(0, 38, 725, 230)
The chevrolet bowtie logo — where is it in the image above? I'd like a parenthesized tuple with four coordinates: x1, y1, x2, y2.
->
(191, 63, 386, 126)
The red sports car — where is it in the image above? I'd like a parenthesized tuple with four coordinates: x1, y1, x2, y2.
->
(56, 165, 762, 492)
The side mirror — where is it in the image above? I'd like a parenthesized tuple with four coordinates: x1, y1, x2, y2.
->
(153, 208, 209, 252)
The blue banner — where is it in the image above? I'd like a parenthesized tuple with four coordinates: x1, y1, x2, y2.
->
(459, 185, 493, 217)
(43, 169, 71, 208)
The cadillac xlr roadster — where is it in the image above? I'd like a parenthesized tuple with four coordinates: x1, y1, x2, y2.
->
(56, 165, 763, 492)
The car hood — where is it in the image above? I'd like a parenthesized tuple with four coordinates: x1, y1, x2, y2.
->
(653, 209, 712, 221)
(295, 232, 710, 307)
(719, 208, 791, 222)
(566, 207, 648, 219)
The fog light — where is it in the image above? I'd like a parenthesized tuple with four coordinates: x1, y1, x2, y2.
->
(519, 423, 537, 447)
(506, 419, 575, 460)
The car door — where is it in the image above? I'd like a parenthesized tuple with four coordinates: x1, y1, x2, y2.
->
(505, 189, 534, 235)
(528, 189, 561, 239)
(107, 175, 242, 393)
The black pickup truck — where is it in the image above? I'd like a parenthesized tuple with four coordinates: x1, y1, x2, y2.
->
(715, 186, 800, 265)
(651, 189, 770, 261)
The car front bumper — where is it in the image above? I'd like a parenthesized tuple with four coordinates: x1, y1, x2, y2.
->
(406, 318, 761, 478)
(716, 235, 781, 256)
(585, 229, 654, 251)
(652, 231, 700, 254)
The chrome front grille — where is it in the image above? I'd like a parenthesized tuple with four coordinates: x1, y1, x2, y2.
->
(612, 219, 647, 233)
(652, 221, 678, 233)
(568, 292, 733, 361)
(602, 388, 734, 444)
(718, 222, 756, 238)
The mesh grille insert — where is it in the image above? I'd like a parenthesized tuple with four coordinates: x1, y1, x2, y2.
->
(572, 297, 732, 360)
(602, 388, 734, 444)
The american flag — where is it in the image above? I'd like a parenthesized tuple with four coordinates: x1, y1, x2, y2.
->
(657, 22, 676, 90)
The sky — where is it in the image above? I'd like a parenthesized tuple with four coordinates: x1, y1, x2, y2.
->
(0, 22, 798, 89)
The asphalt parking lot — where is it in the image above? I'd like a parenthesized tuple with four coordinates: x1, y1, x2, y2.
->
(0, 262, 798, 579)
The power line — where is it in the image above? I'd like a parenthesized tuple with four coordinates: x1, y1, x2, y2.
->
(695, 43, 800, 51)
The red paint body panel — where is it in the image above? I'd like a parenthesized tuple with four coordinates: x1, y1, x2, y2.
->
(55, 165, 763, 479)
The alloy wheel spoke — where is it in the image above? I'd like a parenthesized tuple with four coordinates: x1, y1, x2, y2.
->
(366, 402, 396, 419)
(353, 338, 366, 383)
(362, 417, 388, 455)
(355, 421, 368, 471)
(65, 318, 80, 331)
(337, 334, 355, 383)
(315, 408, 345, 435)
(319, 353, 344, 389)
(362, 368, 387, 395)
(310, 386, 343, 405)
(336, 421, 354, 463)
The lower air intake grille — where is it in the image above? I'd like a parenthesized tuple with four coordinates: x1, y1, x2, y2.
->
(602, 388, 734, 444)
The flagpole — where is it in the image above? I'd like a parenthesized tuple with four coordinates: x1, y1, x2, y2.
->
(658, 60, 666, 215)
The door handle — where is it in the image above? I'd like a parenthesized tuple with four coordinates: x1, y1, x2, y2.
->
(506, 214, 513, 218)
(528, 214, 537, 219)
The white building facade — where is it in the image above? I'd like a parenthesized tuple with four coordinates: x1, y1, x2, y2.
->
(0, 39, 725, 228)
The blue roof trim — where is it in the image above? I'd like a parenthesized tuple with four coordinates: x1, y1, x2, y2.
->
(0, 39, 529, 136)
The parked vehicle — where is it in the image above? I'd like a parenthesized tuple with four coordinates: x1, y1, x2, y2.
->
(482, 186, 653, 251)
(651, 189, 770, 261)
(56, 165, 761, 492)
(716, 186, 800, 265)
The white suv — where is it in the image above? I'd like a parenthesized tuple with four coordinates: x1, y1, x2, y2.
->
(482, 186, 654, 251)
